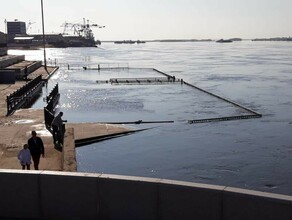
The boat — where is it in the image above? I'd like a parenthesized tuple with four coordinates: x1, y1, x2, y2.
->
(61, 18, 105, 47)
(114, 40, 146, 44)
(114, 40, 136, 44)
(62, 35, 97, 47)
(216, 39, 233, 43)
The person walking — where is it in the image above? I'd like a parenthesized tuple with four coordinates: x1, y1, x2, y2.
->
(17, 144, 31, 170)
(51, 111, 67, 145)
(28, 131, 45, 170)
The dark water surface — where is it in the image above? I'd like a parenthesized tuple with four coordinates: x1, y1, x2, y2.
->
(9, 41, 292, 195)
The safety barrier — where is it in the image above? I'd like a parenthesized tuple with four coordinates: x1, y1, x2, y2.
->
(45, 84, 59, 113)
(0, 170, 291, 220)
(44, 108, 54, 133)
(44, 83, 59, 132)
(44, 83, 66, 146)
(6, 75, 43, 116)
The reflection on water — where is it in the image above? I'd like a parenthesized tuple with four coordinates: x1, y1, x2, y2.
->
(10, 41, 292, 195)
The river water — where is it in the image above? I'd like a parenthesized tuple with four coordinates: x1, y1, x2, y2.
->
(9, 41, 292, 195)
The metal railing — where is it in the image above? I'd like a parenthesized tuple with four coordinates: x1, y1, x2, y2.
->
(44, 83, 65, 147)
(44, 83, 60, 131)
(55, 62, 129, 70)
(45, 83, 59, 113)
(6, 75, 43, 115)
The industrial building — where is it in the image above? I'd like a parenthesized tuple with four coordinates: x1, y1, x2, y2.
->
(6, 19, 26, 43)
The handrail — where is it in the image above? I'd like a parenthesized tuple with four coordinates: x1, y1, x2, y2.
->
(6, 75, 43, 116)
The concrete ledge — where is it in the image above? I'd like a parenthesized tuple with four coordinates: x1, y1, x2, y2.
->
(40, 172, 99, 220)
(0, 170, 41, 219)
(99, 174, 159, 220)
(62, 127, 77, 172)
(223, 187, 292, 220)
(0, 170, 291, 220)
(159, 179, 225, 220)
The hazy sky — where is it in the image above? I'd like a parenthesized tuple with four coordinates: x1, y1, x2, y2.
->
(0, 0, 291, 40)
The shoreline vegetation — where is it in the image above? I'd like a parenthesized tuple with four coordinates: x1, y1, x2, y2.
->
(252, 37, 292, 41)
(102, 37, 292, 43)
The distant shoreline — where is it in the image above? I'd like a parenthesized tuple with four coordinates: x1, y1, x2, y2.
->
(252, 37, 292, 42)
(102, 37, 292, 43)
(6, 37, 292, 51)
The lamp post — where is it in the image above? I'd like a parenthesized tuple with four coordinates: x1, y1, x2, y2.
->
(41, 0, 47, 70)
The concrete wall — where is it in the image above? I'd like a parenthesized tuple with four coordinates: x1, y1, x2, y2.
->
(0, 169, 291, 220)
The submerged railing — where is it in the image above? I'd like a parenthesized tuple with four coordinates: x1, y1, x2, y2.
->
(56, 62, 129, 70)
(46, 64, 262, 125)
(95, 67, 262, 124)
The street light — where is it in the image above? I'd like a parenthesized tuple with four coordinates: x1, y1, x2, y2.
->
(41, 0, 47, 70)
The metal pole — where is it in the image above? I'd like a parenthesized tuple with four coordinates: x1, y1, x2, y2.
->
(41, 0, 47, 70)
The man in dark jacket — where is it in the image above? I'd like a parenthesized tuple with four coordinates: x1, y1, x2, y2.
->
(28, 131, 45, 170)
(51, 111, 67, 145)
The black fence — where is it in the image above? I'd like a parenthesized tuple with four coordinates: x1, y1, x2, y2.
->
(45, 84, 59, 113)
(44, 83, 59, 132)
(44, 84, 66, 147)
(6, 75, 43, 115)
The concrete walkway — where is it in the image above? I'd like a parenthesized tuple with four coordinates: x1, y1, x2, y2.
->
(0, 66, 130, 171)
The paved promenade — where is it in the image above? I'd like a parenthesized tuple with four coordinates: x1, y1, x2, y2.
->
(0, 66, 130, 171)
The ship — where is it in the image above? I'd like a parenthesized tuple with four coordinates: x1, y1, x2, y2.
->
(114, 40, 146, 44)
(61, 18, 105, 47)
(216, 39, 233, 43)
(5, 19, 104, 49)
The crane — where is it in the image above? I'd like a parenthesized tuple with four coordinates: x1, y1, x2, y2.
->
(61, 18, 105, 40)
(26, 21, 35, 33)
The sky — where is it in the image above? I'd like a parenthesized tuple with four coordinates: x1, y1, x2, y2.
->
(0, 0, 291, 41)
